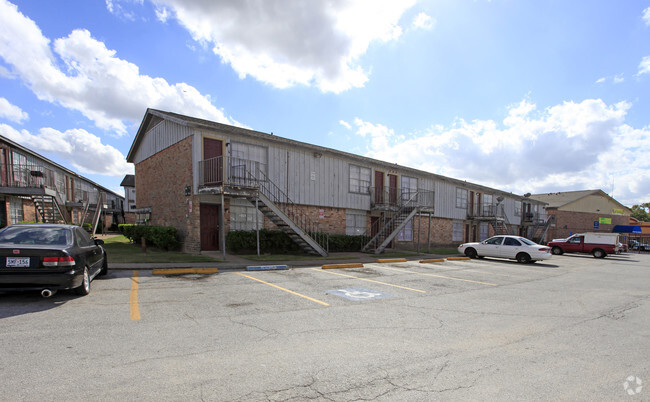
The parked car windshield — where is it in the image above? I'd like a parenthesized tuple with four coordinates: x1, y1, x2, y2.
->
(0, 227, 72, 246)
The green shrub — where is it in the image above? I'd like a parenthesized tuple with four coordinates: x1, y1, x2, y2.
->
(326, 234, 368, 252)
(226, 229, 300, 254)
(118, 224, 179, 250)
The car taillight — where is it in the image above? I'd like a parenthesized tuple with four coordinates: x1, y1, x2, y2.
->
(539, 248, 550, 252)
(42, 256, 75, 267)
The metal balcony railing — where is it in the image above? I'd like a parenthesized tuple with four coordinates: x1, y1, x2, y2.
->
(198, 156, 267, 187)
(0, 163, 56, 189)
(369, 187, 434, 211)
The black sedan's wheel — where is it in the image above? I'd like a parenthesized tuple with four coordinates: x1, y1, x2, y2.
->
(516, 253, 531, 264)
(464, 248, 478, 259)
(74, 267, 90, 296)
(551, 246, 563, 255)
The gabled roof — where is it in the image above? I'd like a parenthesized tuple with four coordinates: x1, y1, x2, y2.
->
(0, 134, 124, 199)
(530, 189, 630, 211)
(120, 174, 135, 187)
(126, 109, 528, 200)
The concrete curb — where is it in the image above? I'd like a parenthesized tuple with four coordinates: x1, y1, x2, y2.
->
(246, 265, 289, 271)
(419, 258, 446, 263)
(321, 263, 365, 269)
(446, 256, 471, 261)
(375, 258, 408, 263)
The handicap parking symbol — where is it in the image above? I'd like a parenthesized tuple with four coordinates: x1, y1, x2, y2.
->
(326, 287, 392, 301)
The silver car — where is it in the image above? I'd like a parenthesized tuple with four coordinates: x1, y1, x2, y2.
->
(458, 235, 552, 263)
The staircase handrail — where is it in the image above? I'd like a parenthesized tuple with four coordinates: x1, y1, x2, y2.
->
(248, 167, 329, 253)
(362, 191, 420, 253)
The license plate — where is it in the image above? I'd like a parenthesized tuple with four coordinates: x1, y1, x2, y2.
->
(6, 257, 30, 267)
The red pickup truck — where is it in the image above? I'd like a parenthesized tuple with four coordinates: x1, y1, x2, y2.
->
(547, 233, 619, 258)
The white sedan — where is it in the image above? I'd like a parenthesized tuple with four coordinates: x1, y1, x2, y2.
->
(457, 235, 552, 263)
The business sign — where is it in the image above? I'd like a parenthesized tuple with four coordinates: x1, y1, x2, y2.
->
(599, 217, 612, 224)
(593, 221, 599, 229)
(612, 208, 625, 215)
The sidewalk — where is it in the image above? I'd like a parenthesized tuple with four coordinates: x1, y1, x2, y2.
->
(108, 251, 459, 272)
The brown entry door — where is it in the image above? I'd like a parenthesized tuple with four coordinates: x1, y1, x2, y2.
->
(200, 204, 220, 251)
(203, 138, 223, 185)
(388, 174, 397, 205)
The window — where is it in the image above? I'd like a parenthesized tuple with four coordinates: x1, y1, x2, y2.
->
(479, 223, 489, 241)
(515, 203, 521, 216)
(346, 210, 367, 235)
(75, 228, 95, 247)
(483, 194, 494, 215)
(485, 236, 504, 245)
(401, 176, 418, 201)
(230, 199, 264, 231)
(349, 165, 371, 194)
(9, 197, 23, 224)
(456, 188, 468, 209)
(452, 221, 463, 242)
(230, 142, 268, 180)
(503, 237, 521, 246)
(398, 219, 413, 241)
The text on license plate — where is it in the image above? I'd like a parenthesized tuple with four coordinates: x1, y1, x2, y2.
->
(6, 257, 30, 267)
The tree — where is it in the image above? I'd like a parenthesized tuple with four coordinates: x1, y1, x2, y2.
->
(630, 203, 650, 222)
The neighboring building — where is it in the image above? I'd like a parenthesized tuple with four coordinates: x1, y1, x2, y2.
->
(120, 174, 137, 224)
(0, 135, 125, 231)
(126, 109, 547, 255)
(530, 190, 631, 240)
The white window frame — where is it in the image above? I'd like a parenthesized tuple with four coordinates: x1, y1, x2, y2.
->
(398, 219, 413, 242)
(349, 165, 371, 194)
(452, 221, 463, 242)
(401, 176, 418, 202)
(456, 188, 468, 209)
(345, 210, 367, 235)
(230, 199, 264, 231)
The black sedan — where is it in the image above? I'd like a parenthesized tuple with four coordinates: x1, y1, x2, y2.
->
(0, 224, 107, 297)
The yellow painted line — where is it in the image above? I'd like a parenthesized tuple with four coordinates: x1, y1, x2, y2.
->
(322, 263, 364, 269)
(311, 268, 426, 293)
(420, 259, 446, 263)
(235, 272, 329, 306)
(130, 270, 141, 321)
(153, 268, 219, 275)
(376, 258, 408, 263)
(447, 256, 471, 261)
(378, 265, 498, 287)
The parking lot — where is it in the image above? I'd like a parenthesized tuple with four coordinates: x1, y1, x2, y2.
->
(1, 253, 648, 401)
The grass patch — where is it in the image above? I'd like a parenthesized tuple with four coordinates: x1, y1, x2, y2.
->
(101, 235, 221, 263)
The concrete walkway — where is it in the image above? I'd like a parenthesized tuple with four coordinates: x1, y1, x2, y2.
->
(108, 251, 459, 272)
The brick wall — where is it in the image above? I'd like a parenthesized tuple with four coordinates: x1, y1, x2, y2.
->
(548, 210, 629, 239)
(135, 137, 200, 253)
(395, 215, 456, 248)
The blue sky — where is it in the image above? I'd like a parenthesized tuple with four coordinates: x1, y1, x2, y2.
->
(1, 0, 650, 206)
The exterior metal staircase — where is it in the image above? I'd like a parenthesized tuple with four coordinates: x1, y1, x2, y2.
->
(529, 214, 555, 244)
(246, 169, 328, 257)
(362, 192, 421, 254)
(489, 204, 511, 236)
(31, 187, 70, 223)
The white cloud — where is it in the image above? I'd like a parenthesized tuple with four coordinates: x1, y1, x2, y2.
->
(412, 12, 435, 30)
(0, 97, 28, 123)
(339, 120, 352, 130)
(595, 77, 606, 84)
(348, 98, 650, 205)
(0, 123, 133, 177)
(0, 0, 238, 135)
(638, 56, 650, 76)
(643, 7, 650, 25)
(150, 0, 417, 93)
